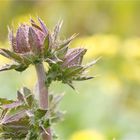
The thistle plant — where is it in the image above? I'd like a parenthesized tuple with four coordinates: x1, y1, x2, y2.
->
(0, 18, 98, 140)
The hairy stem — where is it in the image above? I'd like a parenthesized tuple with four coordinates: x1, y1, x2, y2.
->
(35, 63, 51, 140)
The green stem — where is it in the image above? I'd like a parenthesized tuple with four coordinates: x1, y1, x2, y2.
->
(35, 63, 51, 140)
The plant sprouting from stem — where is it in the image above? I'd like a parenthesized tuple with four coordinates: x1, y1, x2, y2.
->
(0, 17, 98, 140)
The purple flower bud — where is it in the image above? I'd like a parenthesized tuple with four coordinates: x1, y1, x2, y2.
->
(33, 28, 45, 46)
(28, 27, 42, 54)
(63, 48, 87, 67)
(16, 24, 30, 53)
(8, 18, 47, 55)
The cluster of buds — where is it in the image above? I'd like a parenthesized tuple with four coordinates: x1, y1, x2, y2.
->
(0, 18, 50, 71)
(0, 18, 97, 88)
(0, 18, 98, 139)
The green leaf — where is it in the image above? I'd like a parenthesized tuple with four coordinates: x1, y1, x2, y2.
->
(0, 60, 29, 73)
(34, 109, 47, 120)
(43, 35, 49, 56)
(0, 109, 8, 121)
(64, 81, 75, 90)
(22, 53, 41, 64)
(26, 95, 34, 108)
(18, 87, 34, 107)
(0, 49, 34, 67)
(64, 65, 83, 77)
(0, 49, 23, 63)
(73, 76, 94, 81)
(15, 64, 28, 72)
(56, 46, 68, 60)
(17, 91, 24, 102)
(22, 87, 32, 97)
(0, 98, 14, 106)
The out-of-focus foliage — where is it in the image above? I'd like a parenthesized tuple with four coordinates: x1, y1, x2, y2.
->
(0, 0, 140, 140)
(69, 130, 105, 140)
(1, 0, 140, 41)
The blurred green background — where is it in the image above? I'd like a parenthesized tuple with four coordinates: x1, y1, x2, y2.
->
(0, 0, 140, 140)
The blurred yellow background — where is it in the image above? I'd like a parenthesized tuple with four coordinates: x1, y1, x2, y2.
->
(0, 0, 140, 140)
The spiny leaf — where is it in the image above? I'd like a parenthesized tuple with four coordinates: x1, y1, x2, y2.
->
(1, 109, 27, 124)
(38, 17, 48, 35)
(0, 63, 18, 72)
(0, 109, 8, 121)
(0, 98, 14, 106)
(15, 64, 28, 72)
(22, 53, 40, 64)
(64, 65, 83, 77)
(25, 130, 40, 140)
(45, 58, 57, 64)
(57, 33, 78, 51)
(64, 81, 75, 90)
(1, 101, 22, 110)
(18, 87, 34, 107)
(34, 109, 47, 119)
(17, 91, 24, 102)
(0, 48, 23, 63)
(0, 115, 29, 139)
(30, 18, 43, 32)
(56, 46, 68, 60)
(48, 32, 53, 50)
(52, 54, 63, 63)
(22, 87, 32, 97)
(26, 95, 34, 108)
(53, 20, 63, 41)
(83, 57, 101, 70)
(43, 34, 50, 56)
(73, 76, 94, 81)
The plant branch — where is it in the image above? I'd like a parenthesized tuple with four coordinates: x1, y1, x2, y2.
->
(35, 63, 51, 140)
